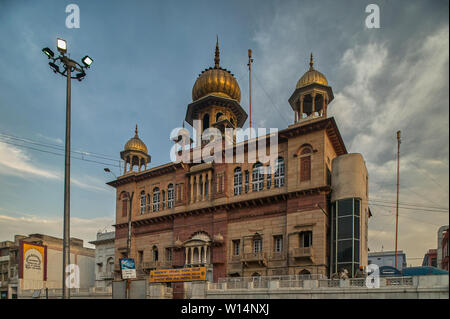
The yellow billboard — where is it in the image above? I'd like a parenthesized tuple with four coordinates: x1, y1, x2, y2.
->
(149, 267, 206, 283)
(20, 241, 47, 281)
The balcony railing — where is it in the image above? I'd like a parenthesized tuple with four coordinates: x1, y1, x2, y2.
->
(97, 271, 114, 280)
(143, 261, 172, 269)
(242, 252, 267, 266)
(291, 247, 314, 259)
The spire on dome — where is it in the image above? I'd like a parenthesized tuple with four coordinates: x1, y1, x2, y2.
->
(309, 52, 314, 70)
(214, 35, 220, 68)
(135, 124, 138, 137)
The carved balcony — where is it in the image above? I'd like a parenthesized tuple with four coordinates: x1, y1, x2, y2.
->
(242, 252, 267, 267)
(291, 247, 314, 261)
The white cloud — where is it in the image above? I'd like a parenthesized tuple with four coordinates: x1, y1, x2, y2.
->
(251, 3, 449, 265)
(330, 26, 449, 264)
(36, 133, 63, 145)
(0, 142, 109, 192)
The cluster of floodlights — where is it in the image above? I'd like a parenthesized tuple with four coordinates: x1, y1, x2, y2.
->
(42, 38, 93, 81)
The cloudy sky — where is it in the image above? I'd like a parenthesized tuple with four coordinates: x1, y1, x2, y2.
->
(0, 0, 448, 264)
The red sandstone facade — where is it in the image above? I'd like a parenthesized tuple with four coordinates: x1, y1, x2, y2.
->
(107, 45, 367, 288)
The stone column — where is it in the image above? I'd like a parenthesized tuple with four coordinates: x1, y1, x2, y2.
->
(312, 93, 316, 115)
(190, 247, 194, 265)
(124, 159, 127, 175)
(300, 96, 304, 120)
(201, 172, 206, 201)
(190, 175, 194, 204)
(203, 245, 207, 264)
(185, 247, 189, 266)
(197, 175, 202, 202)
(294, 110, 298, 123)
(208, 173, 212, 200)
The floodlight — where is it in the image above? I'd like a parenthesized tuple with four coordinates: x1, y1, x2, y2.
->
(49, 62, 60, 73)
(75, 71, 86, 81)
(42, 47, 54, 59)
(82, 55, 93, 67)
(57, 38, 67, 53)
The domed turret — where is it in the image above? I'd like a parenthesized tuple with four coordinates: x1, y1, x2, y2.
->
(124, 125, 148, 154)
(192, 40, 241, 102)
(185, 38, 248, 130)
(120, 125, 151, 175)
(288, 53, 334, 123)
(296, 54, 329, 88)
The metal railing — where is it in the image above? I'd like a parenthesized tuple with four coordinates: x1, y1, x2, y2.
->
(210, 275, 415, 291)
(385, 276, 414, 286)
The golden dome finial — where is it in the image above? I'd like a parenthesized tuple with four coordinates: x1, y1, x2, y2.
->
(135, 124, 138, 137)
(295, 53, 328, 89)
(214, 35, 220, 68)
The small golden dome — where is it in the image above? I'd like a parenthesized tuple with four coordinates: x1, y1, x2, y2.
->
(296, 53, 328, 89)
(192, 38, 241, 102)
(124, 125, 148, 154)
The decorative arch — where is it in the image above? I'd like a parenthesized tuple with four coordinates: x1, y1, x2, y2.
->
(274, 157, 285, 188)
(202, 113, 210, 131)
(167, 183, 174, 208)
(152, 245, 159, 261)
(233, 167, 242, 196)
(139, 190, 146, 215)
(152, 187, 160, 212)
(252, 162, 264, 191)
(298, 145, 313, 182)
(120, 191, 129, 217)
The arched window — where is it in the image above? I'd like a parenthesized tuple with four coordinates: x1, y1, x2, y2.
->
(252, 163, 264, 191)
(233, 167, 242, 195)
(120, 192, 128, 217)
(152, 187, 160, 212)
(299, 269, 311, 280)
(140, 191, 146, 215)
(152, 246, 158, 261)
(216, 112, 223, 122)
(300, 146, 312, 182)
(244, 170, 249, 193)
(107, 257, 114, 273)
(253, 236, 262, 253)
(167, 184, 174, 208)
(274, 157, 285, 188)
(202, 113, 210, 131)
(147, 194, 151, 212)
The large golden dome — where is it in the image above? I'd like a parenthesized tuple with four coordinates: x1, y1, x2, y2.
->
(296, 53, 328, 89)
(192, 40, 241, 102)
(124, 125, 148, 154)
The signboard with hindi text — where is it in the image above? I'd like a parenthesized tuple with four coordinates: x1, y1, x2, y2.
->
(149, 267, 206, 283)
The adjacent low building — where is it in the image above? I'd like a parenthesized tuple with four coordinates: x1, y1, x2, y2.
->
(0, 233, 95, 298)
(422, 249, 437, 267)
(368, 250, 407, 271)
(437, 225, 449, 271)
(89, 231, 115, 288)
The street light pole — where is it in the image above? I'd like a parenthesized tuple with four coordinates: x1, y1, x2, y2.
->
(62, 56, 72, 300)
(42, 39, 93, 299)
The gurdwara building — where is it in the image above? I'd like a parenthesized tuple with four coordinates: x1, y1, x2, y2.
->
(107, 41, 370, 290)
